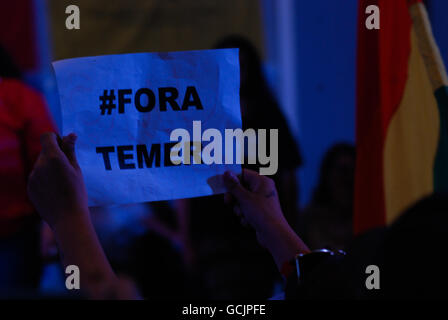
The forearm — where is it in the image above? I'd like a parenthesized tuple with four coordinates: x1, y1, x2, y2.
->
(52, 209, 117, 299)
(261, 220, 310, 271)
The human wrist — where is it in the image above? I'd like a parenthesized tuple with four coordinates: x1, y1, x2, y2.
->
(51, 206, 91, 241)
(50, 206, 117, 297)
(261, 219, 309, 269)
(257, 216, 291, 245)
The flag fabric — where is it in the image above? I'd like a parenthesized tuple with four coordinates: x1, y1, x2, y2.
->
(354, 0, 448, 234)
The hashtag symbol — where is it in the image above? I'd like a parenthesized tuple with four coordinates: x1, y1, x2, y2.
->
(99, 90, 116, 115)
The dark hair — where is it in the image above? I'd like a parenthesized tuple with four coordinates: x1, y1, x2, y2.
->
(0, 45, 22, 78)
(312, 143, 356, 205)
(214, 35, 278, 127)
(214, 35, 302, 170)
(214, 35, 264, 90)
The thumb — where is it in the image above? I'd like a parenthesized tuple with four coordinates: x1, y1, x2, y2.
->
(223, 171, 252, 203)
(40, 132, 62, 156)
(61, 133, 80, 169)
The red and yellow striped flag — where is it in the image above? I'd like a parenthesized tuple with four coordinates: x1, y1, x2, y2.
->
(354, 0, 448, 234)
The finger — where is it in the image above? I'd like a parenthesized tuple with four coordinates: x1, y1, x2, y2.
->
(240, 169, 262, 191)
(223, 171, 251, 203)
(231, 204, 247, 226)
(224, 192, 233, 206)
(40, 132, 62, 156)
(62, 133, 80, 169)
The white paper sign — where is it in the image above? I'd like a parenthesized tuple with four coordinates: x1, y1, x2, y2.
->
(53, 49, 241, 206)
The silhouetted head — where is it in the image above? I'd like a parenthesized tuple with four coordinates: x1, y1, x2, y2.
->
(313, 143, 356, 212)
(214, 35, 263, 92)
(214, 35, 280, 128)
(214, 35, 302, 172)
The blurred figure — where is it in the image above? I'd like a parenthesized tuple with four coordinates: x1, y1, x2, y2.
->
(0, 45, 55, 291)
(90, 202, 189, 299)
(301, 143, 356, 251)
(216, 35, 303, 229)
(183, 35, 303, 299)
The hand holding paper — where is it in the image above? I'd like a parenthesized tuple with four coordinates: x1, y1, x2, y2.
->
(28, 132, 88, 227)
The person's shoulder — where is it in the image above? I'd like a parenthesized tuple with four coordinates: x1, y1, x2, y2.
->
(0, 78, 51, 125)
(0, 77, 42, 102)
(0, 77, 24, 90)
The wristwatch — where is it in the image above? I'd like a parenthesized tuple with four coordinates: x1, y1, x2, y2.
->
(295, 249, 346, 283)
(283, 249, 346, 299)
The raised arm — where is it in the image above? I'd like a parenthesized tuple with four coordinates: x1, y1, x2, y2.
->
(223, 169, 310, 271)
(27, 132, 131, 299)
